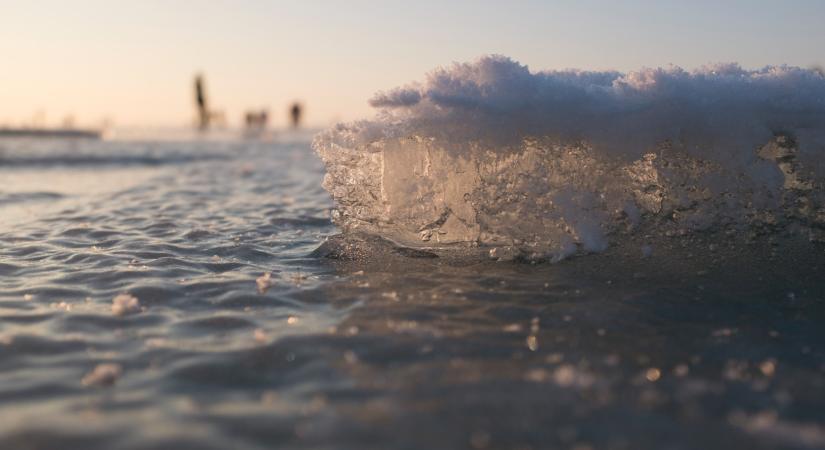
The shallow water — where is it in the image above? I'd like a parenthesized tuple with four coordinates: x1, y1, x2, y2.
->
(1, 135, 824, 450)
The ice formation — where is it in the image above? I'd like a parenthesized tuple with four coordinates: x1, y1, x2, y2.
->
(314, 56, 825, 261)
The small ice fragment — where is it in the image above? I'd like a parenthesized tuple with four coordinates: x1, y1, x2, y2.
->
(712, 328, 736, 337)
(760, 359, 777, 377)
(112, 294, 141, 316)
(51, 301, 72, 311)
(381, 291, 399, 300)
(23, 294, 33, 301)
(525, 368, 549, 382)
(526, 335, 539, 351)
(256, 273, 272, 294)
(545, 353, 564, 364)
(82, 363, 122, 387)
(552, 365, 577, 387)
(287, 316, 298, 325)
(645, 368, 662, 382)
(253, 328, 269, 343)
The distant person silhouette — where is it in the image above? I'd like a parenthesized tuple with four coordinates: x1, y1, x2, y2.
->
(290, 103, 302, 128)
(194, 75, 209, 130)
(244, 109, 268, 133)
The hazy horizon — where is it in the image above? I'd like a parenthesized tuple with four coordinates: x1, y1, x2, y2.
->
(2, 0, 823, 129)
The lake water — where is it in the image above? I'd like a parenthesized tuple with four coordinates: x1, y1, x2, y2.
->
(1, 134, 824, 450)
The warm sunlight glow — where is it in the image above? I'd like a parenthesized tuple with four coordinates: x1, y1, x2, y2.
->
(2, 0, 824, 128)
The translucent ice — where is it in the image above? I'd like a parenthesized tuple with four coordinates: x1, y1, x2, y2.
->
(314, 56, 825, 260)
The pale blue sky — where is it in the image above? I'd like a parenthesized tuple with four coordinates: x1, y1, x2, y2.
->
(1, 0, 823, 127)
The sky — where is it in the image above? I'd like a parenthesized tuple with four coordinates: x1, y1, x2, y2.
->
(1, 0, 823, 129)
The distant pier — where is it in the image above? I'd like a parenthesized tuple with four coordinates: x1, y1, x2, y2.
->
(0, 127, 101, 139)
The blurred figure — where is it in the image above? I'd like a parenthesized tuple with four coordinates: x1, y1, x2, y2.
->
(193, 74, 227, 130)
(290, 102, 302, 128)
(244, 109, 269, 136)
(194, 74, 209, 130)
